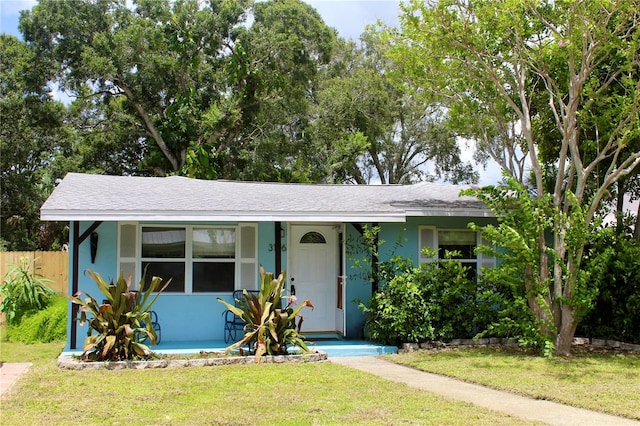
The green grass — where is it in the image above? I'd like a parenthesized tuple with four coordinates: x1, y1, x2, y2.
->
(0, 341, 535, 425)
(384, 347, 640, 420)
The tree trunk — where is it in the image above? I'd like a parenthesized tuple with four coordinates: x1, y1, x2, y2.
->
(119, 85, 182, 173)
(555, 304, 577, 357)
(616, 180, 625, 235)
(634, 201, 640, 242)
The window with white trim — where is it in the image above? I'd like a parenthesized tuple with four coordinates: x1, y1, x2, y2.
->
(119, 223, 257, 293)
(419, 227, 494, 280)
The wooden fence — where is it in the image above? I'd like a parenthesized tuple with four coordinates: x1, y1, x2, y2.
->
(0, 251, 68, 294)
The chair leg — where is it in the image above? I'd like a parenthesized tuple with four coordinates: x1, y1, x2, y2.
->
(224, 322, 236, 343)
(153, 322, 161, 344)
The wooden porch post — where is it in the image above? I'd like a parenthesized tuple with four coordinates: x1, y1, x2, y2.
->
(70, 220, 103, 349)
(275, 221, 282, 277)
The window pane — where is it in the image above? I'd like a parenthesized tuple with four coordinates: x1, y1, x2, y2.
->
(300, 231, 326, 244)
(193, 228, 235, 259)
(193, 262, 234, 292)
(142, 228, 185, 258)
(143, 262, 185, 292)
(438, 230, 476, 259)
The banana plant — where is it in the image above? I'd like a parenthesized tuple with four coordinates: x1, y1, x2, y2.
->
(218, 266, 314, 362)
(67, 269, 170, 361)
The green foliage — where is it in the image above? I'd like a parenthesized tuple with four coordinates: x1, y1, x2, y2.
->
(67, 269, 169, 361)
(5, 295, 66, 343)
(462, 179, 558, 355)
(463, 177, 597, 357)
(312, 32, 478, 184)
(0, 256, 55, 325)
(578, 229, 640, 344)
(349, 225, 413, 290)
(362, 250, 499, 346)
(217, 267, 313, 362)
(0, 35, 73, 250)
(389, 0, 640, 357)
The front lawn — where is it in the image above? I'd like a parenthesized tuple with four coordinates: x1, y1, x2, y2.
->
(385, 347, 640, 420)
(0, 341, 533, 425)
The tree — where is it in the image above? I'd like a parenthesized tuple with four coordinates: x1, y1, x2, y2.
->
(20, 0, 250, 176)
(0, 35, 71, 250)
(388, 0, 640, 356)
(193, 0, 338, 182)
(313, 33, 478, 184)
(66, 88, 148, 176)
(19, 0, 339, 181)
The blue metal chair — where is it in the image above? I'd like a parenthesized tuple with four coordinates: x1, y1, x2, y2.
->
(223, 290, 258, 344)
(149, 310, 161, 344)
(139, 310, 161, 345)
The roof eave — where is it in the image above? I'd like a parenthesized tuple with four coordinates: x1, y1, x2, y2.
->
(40, 209, 408, 223)
(403, 207, 495, 217)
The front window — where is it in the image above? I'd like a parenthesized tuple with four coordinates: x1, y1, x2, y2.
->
(142, 227, 186, 292)
(192, 228, 235, 292)
(437, 230, 477, 281)
(141, 226, 236, 293)
(419, 227, 482, 281)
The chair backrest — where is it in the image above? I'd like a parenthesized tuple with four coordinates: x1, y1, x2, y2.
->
(232, 289, 259, 307)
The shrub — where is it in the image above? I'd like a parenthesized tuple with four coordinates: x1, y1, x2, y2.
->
(6, 295, 67, 343)
(361, 251, 499, 346)
(67, 269, 169, 361)
(577, 229, 640, 344)
(0, 256, 55, 325)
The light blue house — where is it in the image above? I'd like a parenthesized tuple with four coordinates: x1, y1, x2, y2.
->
(41, 173, 495, 351)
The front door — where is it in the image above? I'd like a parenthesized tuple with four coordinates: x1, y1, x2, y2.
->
(289, 225, 338, 332)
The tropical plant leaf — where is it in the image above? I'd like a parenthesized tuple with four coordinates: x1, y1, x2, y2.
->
(67, 269, 168, 361)
(217, 267, 312, 361)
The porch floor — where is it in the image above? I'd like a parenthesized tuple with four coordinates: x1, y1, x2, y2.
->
(62, 339, 398, 358)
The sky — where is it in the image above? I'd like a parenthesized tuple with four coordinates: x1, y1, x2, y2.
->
(1, 0, 401, 40)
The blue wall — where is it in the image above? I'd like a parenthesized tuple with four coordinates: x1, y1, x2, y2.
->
(68, 221, 119, 350)
(69, 221, 290, 347)
(68, 216, 495, 348)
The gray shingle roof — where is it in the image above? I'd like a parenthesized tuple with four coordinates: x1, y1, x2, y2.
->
(40, 173, 491, 222)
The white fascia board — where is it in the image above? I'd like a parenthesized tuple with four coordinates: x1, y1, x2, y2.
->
(403, 207, 496, 218)
(40, 209, 408, 223)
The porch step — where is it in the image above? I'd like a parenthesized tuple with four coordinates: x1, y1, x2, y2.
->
(307, 339, 398, 357)
(62, 339, 398, 358)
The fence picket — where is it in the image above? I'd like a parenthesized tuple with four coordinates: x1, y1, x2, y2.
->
(0, 251, 68, 294)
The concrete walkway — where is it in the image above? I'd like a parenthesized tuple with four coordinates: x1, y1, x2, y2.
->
(0, 362, 32, 398)
(330, 356, 639, 426)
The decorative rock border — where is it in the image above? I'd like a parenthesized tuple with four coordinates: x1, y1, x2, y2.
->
(572, 337, 640, 353)
(400, 337, 640, 354)
(57, 351, 328, 370)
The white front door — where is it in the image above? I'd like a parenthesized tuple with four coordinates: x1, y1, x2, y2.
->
(289, 225, 338, 333)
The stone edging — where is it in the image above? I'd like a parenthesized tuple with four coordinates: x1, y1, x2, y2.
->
(400, 337, 640, 354)
(57, 351, 327, 370)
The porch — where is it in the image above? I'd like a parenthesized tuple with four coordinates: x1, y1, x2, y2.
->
(61, 337, 398, 358)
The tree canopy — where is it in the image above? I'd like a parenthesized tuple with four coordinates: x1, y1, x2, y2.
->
(0, 34, 71, 250)
(387, 0, 640, 356)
